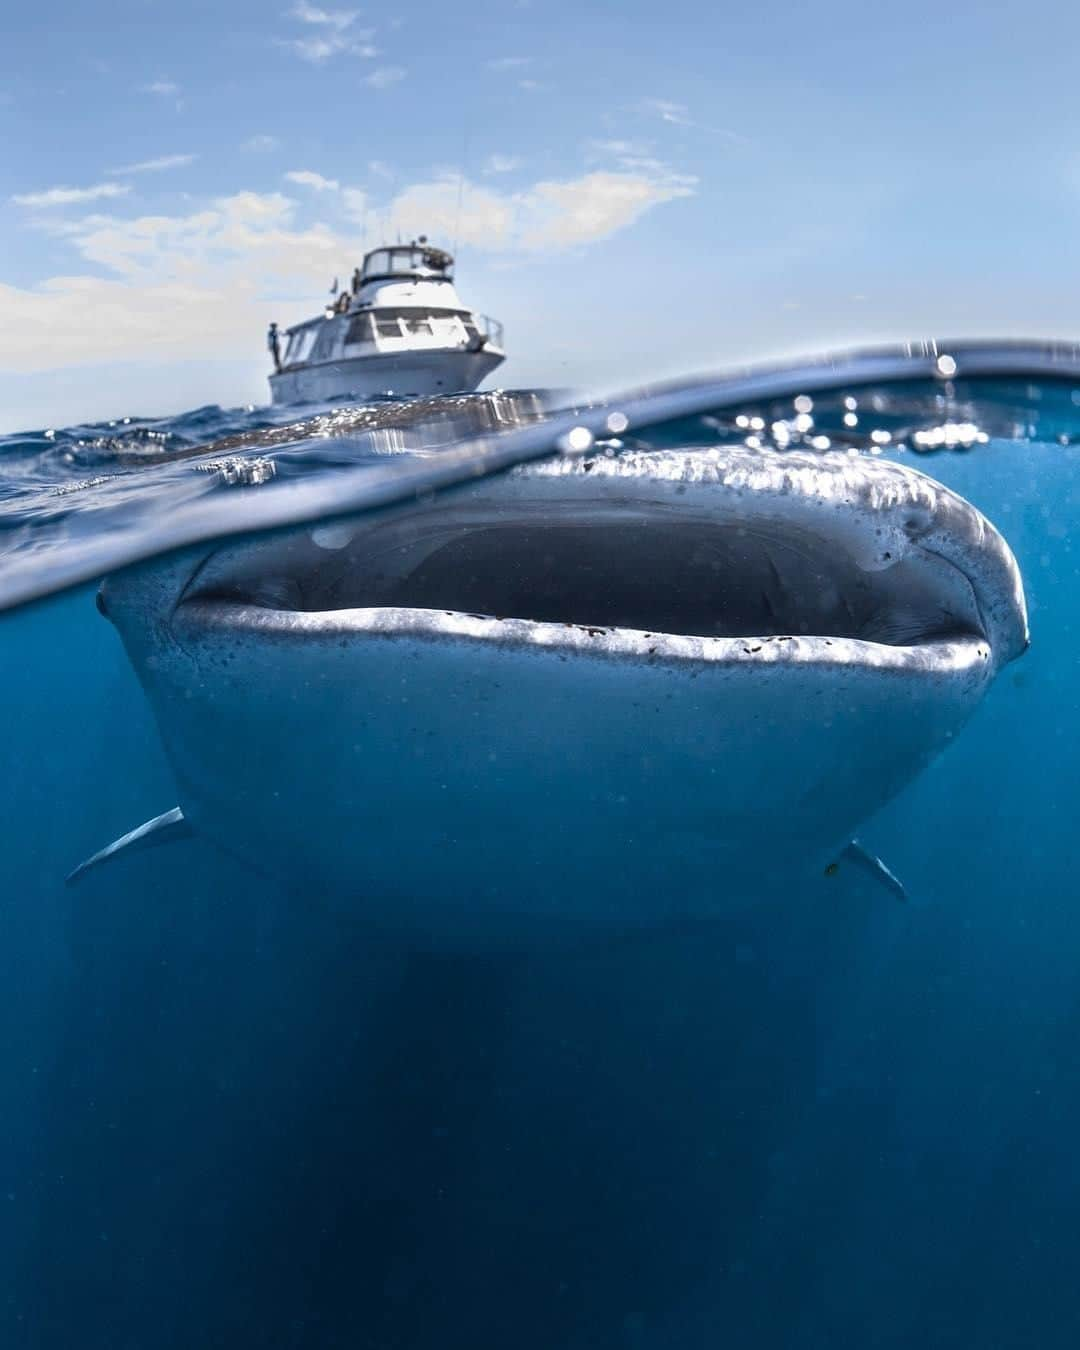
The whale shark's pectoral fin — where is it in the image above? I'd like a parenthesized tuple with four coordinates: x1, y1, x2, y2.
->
(827, 839, 908, 902)
(66, 807, 192, 886)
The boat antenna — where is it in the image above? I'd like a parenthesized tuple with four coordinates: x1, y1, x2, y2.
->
(452, 123, 470, 258)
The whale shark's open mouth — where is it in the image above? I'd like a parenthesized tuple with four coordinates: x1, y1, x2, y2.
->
(185, 515, 981, 647)
(168, 448, 1026, 672)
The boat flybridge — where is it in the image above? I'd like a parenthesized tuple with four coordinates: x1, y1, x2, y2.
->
(267, 238, 505, 405)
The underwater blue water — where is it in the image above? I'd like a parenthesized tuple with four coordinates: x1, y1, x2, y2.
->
(3, 348, 1080, 1347)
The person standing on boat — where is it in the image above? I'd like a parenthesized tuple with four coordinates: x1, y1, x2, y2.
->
(267, 321, 282, 372)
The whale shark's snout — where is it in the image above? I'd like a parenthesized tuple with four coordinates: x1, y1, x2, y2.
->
(84, 447, 1026, 938)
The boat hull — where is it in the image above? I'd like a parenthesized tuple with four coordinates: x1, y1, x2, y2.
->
(269, 348, 505, 406)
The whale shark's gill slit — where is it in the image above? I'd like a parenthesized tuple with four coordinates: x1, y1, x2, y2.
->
(195, 515, 985, 648)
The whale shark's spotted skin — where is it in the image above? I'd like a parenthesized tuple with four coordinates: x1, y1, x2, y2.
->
(73, 446, 1027, 941)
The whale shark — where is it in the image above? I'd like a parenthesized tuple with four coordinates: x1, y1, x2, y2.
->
(70, 443, 1027, 940)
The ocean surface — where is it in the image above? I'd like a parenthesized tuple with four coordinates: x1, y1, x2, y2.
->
(3, 343, 1080, 1348)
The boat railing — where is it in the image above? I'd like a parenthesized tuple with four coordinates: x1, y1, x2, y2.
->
(477, 315, 504, 349)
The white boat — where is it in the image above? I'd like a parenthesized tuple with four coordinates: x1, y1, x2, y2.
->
(267, 239, 505, 405)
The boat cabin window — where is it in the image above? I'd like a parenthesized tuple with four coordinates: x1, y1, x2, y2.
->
(310, 319, 338, 362)
(287, 308, 480, 361)
(286, 327, 318, 365)
(374, 310, 407, 337)
(345, 313, 374, 345)
(360, 245, 453, 283)
(367, 308, 471, 342)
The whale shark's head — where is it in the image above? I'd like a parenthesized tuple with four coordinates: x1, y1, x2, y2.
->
(97, 447, 1026, 938)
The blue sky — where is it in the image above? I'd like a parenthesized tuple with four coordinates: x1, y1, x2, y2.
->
(3, 0, 1080, 431)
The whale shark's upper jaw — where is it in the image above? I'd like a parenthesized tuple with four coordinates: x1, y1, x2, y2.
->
(162, 448, 1027, 675)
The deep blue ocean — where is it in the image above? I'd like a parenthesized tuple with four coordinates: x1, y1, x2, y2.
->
(3, 346, 1080, 1348)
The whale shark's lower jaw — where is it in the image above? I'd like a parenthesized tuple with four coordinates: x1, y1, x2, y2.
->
(176, 601, 993, 680)
(170, 447, 1025, 675)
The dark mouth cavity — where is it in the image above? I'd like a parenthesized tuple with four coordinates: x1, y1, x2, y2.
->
(188, 510, 984, 648)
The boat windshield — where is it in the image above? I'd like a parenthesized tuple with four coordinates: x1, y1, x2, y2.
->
(360, 245, 453, 283)
(283, 326, 318, 365)
(346, 308, 472, 345)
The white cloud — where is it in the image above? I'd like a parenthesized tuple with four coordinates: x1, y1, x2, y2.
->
(640, 97, 692, 126)
(594, 142, 669, 175)
(279, 35, 336, 60)
(587, 138, 653, 159)
(285, 169, 340, 190)
(518, 79, 545, 92)
(515, 171, 694, 249)
(66, 192, 300, 279)
(342, 187, 368, 221)
(110, 153, 198, 174)
(243, 134, 280, 152)
(278, 29, 375, 61)
(278, 5, 374, 61)
(487, 56, 530, 70)
(483, 154, 522, 175)
(381, 168, 694, 252)
(367, 159, 393, 178)
(384, 179, 515, 249)
(365, 65, 405, 88)
(140, 80, 180, 96)
(13, 182, 131, 208)
(0, 191, 348, 375)
(290, 1, 358, 28)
